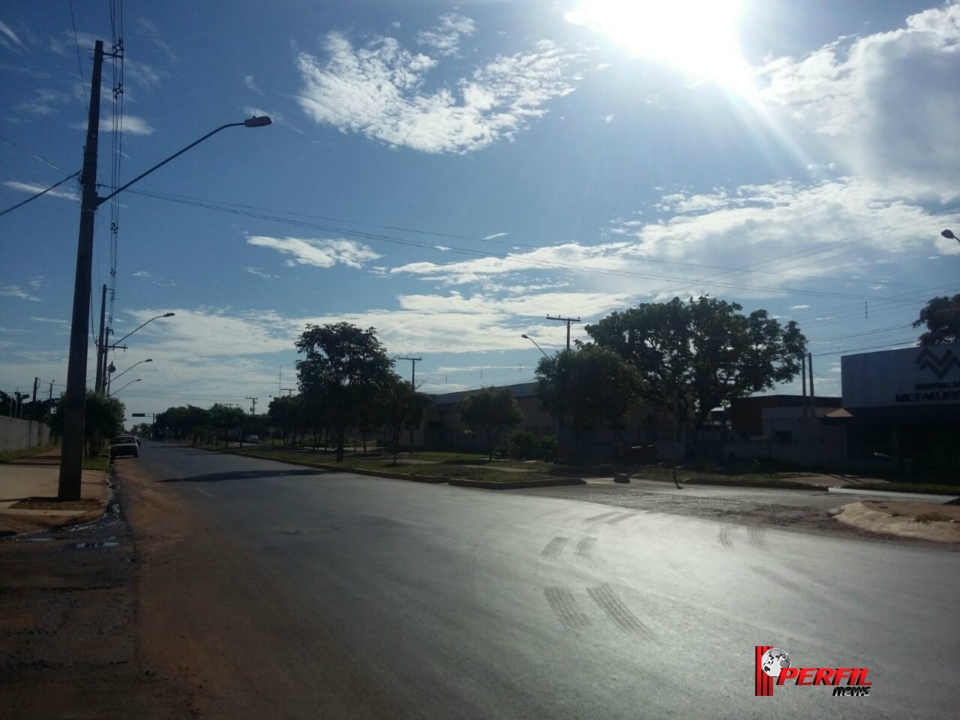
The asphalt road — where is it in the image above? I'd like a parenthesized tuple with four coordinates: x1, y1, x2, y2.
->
(126, 442, 960, 719)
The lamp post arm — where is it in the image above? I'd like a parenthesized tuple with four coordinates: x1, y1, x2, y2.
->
(112, 315, 165, 347)
(111, 361, 142, 384)
(96, 123, 244, 207)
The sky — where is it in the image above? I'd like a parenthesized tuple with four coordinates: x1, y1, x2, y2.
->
(1, 0, 959, 423)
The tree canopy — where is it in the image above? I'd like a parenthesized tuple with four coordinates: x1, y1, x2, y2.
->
(535, 346, 643, 446)
(913, 294, 960, 346)
(295, 322, 394, 461)
(585, 296, 806, 428)
(382, 375, 432, 463)
(457, 386, 523, 459)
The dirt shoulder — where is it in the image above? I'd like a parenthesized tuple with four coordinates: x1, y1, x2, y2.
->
(0, 497, 192, 718)
(836, 500, 960, 543)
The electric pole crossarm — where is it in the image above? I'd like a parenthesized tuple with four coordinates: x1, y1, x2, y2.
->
(546, 315, 581, 351)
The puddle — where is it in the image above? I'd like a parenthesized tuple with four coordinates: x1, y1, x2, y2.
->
(72, 541, 120, 549)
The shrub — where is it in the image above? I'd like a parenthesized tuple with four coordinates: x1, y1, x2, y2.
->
(507, 430, 537, 460)
(537, 435, 558, 461)
(915, 512, 951, 524)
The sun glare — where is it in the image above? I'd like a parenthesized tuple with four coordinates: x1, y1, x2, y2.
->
(567, 0, 753, 94)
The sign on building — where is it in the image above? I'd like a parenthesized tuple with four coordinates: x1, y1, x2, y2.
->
(842, 344, 960, 408)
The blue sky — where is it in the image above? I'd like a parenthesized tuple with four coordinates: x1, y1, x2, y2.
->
(1, 0, 959, 421)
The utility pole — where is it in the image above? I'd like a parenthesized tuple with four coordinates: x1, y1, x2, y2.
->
(95, 283, 107, 392)
(29, 377, 38, 448)
(246, 397, 258, 414)
(397, 357, 422, 453)
(546, 315, 580, 350)
(58, 40, 104, 501)
(808, 352, 816, 415)
(397, 357, 422, 387)
(802, 354, 809, 419)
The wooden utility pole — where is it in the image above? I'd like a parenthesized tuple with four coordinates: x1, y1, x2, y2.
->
(95, 283, 107, 392)
(546, 315, 580, 350)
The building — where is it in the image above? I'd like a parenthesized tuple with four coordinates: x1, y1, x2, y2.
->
(838, 344, 960, 476)
(730, 395, 842, 440)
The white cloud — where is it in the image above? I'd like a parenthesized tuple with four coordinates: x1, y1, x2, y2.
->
(596, 62, 612, 70)
(0, 19, 25, 52)
(2, 180, 77, 201)
(28, 275, 43, 289)
(604, 113, 614, 123)
(1, 285, 40, 301)
(133, 271, 152, 278)
(416, 13, 475, 56)
(758, 3, 960, 200)
(295, 28, 583, 153)
(29, 317, 68, 324)
(108, 115, 155, 135)
(243, 74, 262, 93)
(483, 232, 509, 240)
(246, 235, 382, 269)
(789, 305, 810, 310)
(244, 267, 279, 279)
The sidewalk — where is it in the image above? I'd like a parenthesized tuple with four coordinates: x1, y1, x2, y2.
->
(0, 449, 107, 535)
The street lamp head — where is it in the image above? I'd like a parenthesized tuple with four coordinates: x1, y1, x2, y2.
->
(244, 116, 273, 128)
(144, 358, 153, 363)
(942, 229, 958, 242)
(162, 312, 175, 318)
(521, 334, 530, 339)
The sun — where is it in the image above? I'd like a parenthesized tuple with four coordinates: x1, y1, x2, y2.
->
(566, 0, 753, 94)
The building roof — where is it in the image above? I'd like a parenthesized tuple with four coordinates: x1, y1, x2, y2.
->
(428, 382, 538, 406)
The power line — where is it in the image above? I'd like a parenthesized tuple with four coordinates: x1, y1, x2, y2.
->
(67, 0, 89, 113)
(121, 189, 944, 303)
(0, 171, 80, 217)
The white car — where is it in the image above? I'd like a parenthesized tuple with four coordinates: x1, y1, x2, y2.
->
(110, 436, 139, 459)
(243, 435, 260, 444)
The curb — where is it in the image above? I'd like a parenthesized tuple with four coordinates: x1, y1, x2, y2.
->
(835, 501, 960, 543)
(638, 476, 825, 491)
(188, 446, 449, 484)
(448, 477, 586, 490)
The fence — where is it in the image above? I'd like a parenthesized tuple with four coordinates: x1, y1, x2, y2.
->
(0, 416, 51, 453)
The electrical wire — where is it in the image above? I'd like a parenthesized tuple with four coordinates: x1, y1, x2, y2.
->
(0, 171, 80, 217)
(67, 0, 89, 113)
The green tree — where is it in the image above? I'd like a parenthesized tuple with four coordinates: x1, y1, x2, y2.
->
(382, 376, 432, 464)
(913, 294, 960, 346)
(208, 404, 245, 446)
(585, 296, 806, 431)
(535, 346, 643, 460)
(457, 386, 523, 460)
(50, 391, 125, 457)
(295, 322, 394, 461)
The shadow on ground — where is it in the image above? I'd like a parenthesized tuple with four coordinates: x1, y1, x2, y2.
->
(160, 469, 326, 483)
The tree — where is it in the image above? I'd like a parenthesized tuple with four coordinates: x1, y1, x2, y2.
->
(585, 296, 806, 432)
(295, 322, 394, 461)
(382, 376, 432, 464)
(535, 346, 643, 460)
(50, 391, 125, 457)
(208, 404, 245, 446)
(457, 386, 523, 460)
(913, 294, 960, 346)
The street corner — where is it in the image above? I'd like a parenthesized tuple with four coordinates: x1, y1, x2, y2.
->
(0, 462, 109, 537)
(835, 500, 960, 543)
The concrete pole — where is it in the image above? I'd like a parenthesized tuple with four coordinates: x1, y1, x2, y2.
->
(58, 40, 104, 501)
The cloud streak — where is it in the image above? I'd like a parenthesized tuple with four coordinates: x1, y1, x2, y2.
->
(246, 235, 382, 269)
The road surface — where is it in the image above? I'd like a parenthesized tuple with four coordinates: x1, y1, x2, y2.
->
(121, 442, 960, 719)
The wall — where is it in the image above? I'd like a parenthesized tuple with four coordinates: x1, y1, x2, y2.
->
(723, 418, 846, 467)
(843, 343, 960, 409)
(0, 416, 51, 453)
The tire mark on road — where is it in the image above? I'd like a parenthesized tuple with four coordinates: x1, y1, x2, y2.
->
(750, 566, 823, 601)
(544, 587, 590, 628)
(585, 511, 622, 524)
(748, 525, 771, 553)
(586, 584, 655, 639)
(718, 525, 734, 549)
(606, 512, 639, 526)
(575, 537, 596, 560)
(541, 536, 570, 560)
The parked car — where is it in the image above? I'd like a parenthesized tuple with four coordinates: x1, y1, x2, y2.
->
(110, 436, 139, 459)
(243, 435, 260, 444)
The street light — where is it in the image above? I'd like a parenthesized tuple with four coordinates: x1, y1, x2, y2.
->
(521, 333, 550, 359)
(109, 358, 153, 390)
(58, 69, 273, 500)
(942, 229, 959, 244)
(112, 378, 141, 395)
(103, 317, 171, 393)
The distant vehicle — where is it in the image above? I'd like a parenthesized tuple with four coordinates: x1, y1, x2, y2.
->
(110, 436, 139, 459)
(243, 435, 260, 444)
